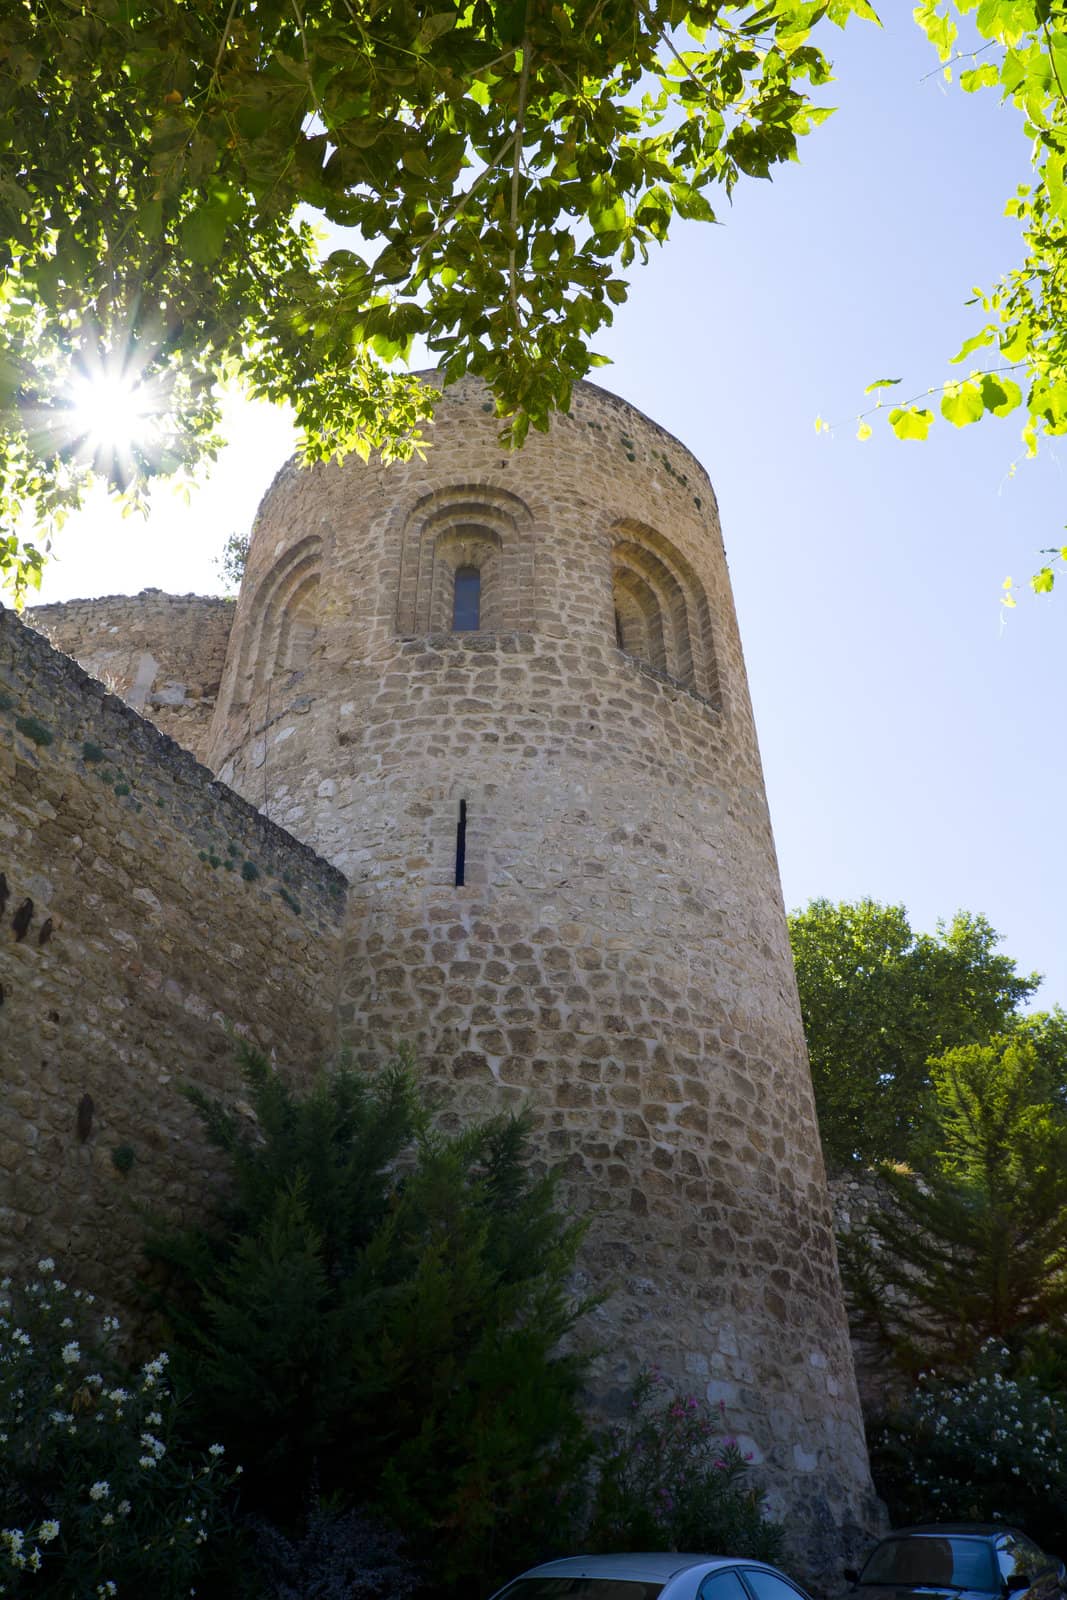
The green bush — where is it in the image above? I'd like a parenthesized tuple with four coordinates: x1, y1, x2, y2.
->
(245, 1503, 423, 1599)
(587, 1370, 783, 1561)
(0, 1259, 236, 1598)
(870, 1342, 1067, 1552)
(148, 1047, 595, 1591)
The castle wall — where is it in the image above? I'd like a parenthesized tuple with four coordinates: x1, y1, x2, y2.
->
(0, 606, 345, 1304)
(28, 589, 236, 764)
(204, 378, 880, 1574)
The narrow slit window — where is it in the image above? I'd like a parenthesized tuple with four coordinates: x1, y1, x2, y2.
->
(454, 799, 467, 887)
(453, 566, 481, 631)
(615, 609, 625, 649)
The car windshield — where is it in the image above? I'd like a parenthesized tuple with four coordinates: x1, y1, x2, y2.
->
(859, 1538, 996, 1591)
(495, 1580, 665, 1600)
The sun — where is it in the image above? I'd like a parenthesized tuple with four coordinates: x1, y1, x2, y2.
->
(61, 342, 173, 486)
(68, 365, 165, 462)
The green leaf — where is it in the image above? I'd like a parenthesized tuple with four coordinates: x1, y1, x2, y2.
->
(414, 12, 457, 49)
(950, 327, 995, 364)
(864, 376, 901, 393)
(941, 382, 985, 426)
(1031, 566, 1055, 593)
(960, 63, 1000, 91)
(979, 373, 1023, 417)
(856, 420, 873, 441)
(181, 203, 230, 266)
(889, 405, 934, 441)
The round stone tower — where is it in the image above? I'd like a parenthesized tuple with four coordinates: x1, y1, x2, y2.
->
(205, 375, 878, 1567)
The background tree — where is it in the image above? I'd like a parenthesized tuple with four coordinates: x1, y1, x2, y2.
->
(839, 1033, 1067, 1380)
(0, 0, 879, 601)
(148, 1048, 594, 1593)
(787, 898, 1038, 1169)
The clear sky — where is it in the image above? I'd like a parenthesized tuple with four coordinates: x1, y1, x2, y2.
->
(29, 8, 1067, 1007)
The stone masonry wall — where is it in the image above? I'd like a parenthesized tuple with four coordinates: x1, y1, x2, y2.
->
(204, 376, 882, 1578)
(28, 590, 236, 764)
(0, 605, 345, 1306)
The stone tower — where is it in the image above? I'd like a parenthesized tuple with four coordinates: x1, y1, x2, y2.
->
(201, 374, 877, 1559)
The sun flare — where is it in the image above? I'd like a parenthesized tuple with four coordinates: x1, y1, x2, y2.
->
(68, 368, 163, 462)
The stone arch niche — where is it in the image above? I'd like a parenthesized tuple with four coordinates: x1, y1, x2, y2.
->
(395, 485, 535, 635)
(611, 519, 721, 707)
(228, 534, 324, 710)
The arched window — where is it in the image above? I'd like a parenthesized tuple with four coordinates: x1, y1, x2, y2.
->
(226, 534, 323, 713)
(453, 566, 481, 631)
(610, 521, 721, 707)
(395, 485, 535, 636)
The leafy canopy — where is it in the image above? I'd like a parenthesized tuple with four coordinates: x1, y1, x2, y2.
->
(0, 0, 878, 601)
(788, 897, 1039, 1169)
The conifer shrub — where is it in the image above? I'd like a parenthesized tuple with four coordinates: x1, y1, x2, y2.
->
(587, 1370, 783, 1561)
(0, 1259, 236, 1598)
(147, 1047, 595, 1593)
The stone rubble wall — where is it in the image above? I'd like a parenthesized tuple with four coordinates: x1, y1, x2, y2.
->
(27, 589, 236, 764)
(0, 605, 346, 1306)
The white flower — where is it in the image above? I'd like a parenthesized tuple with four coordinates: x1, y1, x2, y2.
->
(102, 1316, 120, 1334)
(96, 1583, 117, 1598)
(89, 1481, 110, 1502)
(138, 1455, 156, 1470)
(107, 1389, 128, 1405)
(146, 1412, 162, 1427)
(61, 1342, 80, 1366)
(101, 1514, 114, 1527)
(38, 1522, 59, 1544)
(36, 1259, 55, 1275)
(208, 1444, 225, 1458)
(117, 1501, 131, 1518)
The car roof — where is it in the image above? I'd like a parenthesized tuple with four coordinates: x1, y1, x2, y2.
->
(512, 1554, 749, 1583)
(886, 1526, 1025, 1541)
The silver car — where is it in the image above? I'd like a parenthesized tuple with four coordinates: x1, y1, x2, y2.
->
(491, 1553, 815, 1600)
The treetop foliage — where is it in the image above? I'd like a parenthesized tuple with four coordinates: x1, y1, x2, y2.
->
(839, 1032, 1067, 1380)
(0, 0, 879, 601)
(788, 897, 1040, 1169)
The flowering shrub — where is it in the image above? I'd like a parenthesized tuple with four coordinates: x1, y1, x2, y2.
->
(0, 1259, 237, 1598)
(587, 1371, 782, 1561)
(871, 1341, 1067, 1551)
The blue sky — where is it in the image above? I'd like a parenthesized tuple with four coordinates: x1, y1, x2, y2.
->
(31, 8, 1067, 1006)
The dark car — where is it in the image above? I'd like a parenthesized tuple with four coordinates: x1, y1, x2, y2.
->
(842, 1525, 1064, 1600)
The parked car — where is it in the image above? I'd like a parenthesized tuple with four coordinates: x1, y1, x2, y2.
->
(841, 1524, 1065, 1600)
(491, 1553, 815, 1600)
